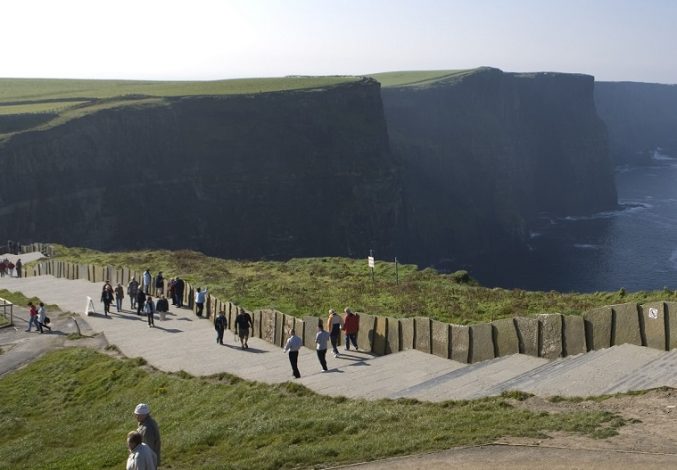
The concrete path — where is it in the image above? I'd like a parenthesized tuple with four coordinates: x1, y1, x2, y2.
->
(1, 273, 677, 400)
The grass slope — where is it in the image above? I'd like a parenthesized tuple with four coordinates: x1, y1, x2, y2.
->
(49, 245, 677, 324)
(369, 69, 476, 88)
(0, 348, 625, 469)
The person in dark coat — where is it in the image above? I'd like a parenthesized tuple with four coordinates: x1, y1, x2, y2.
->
(136, 290, 147, 316)
(155, 272, 164, 295)
(214, 310, 227, 345)
(174, 277, 185, 308)
(101, 286, 114, 317)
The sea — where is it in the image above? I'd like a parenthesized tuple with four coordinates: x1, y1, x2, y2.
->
(462, 151, 677, 293)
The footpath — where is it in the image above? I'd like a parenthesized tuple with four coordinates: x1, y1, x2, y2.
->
(1, 264, 677, 469)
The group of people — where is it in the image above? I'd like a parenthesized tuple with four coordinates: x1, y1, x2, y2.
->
(100, 279, 169, 327)
(25, 301, 51, 333)
(282, 307, 360, 378)
(0, 257, 21, 277)
(213, 307, 253, 349)
(127, 403, 161, 470)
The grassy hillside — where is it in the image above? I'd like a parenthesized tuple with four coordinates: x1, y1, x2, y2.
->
(0, 75, 360, 139)
(369, 69, 476, 87)
(48, 245, 676, 324)
(0, 348, 626, 469)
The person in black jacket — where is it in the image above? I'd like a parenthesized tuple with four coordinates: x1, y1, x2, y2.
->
(136, 290, 147, 316)
(214, 310, 227, 345)
(101, 286, 114, 317)
(156, 295, 169, 314)
(174, 277, 185, 308)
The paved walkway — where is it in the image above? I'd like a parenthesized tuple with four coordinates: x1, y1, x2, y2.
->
(1, 272, 677, 401)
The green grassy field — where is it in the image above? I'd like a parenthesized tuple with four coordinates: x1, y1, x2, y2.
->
(369, 69, 476, 87)
(0, 348, 626, 469)
(49, 245, 676, 324)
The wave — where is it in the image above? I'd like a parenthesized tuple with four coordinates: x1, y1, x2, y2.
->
(559, 202, 650, 222)
(652, 148, 676, 162)
(573, 244, 600, 250)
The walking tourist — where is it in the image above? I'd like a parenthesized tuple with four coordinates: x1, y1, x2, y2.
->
(214, 310, 227, 344)
(37, 302, 51, 333)
(144, 296, 155, 327)
(101, 285, 114, 317)
(194, 287, 207, 317)
(316, 321, 330, 372)
(15, 258, 22, 277)
(174, 277, 185, 307)
(126, 431, 157, 470)
(136, 289, 146, 316)
(234, 308, 253, 349)
(128, 277, 140, 309)
(342, 307, 360, 351)
(115, 283, 125, 312)
(283, 329, 303, 378)
(327, 309, 343, 357)
(26, 302, 39, 332)
(133, 403, 161, 466)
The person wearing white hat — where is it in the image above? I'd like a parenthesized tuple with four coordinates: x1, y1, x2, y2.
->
(134, 403, 161, 466)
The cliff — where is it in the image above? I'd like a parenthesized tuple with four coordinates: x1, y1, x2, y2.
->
(595, 81, 677, 165)
(0, 78, 403, 259)
(379, 68, 617, 265)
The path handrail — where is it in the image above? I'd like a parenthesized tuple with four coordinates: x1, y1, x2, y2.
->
(0, 297, 14, 327)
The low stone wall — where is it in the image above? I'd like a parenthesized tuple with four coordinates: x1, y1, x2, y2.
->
(25, 259, 677, 363)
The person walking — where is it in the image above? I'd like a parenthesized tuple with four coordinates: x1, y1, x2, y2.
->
(144, 296, 156, 327)
(214, 310, 227, 345)
(326, 309, 343, 357)
(37, 302, 51, 333)
(101, 285, 114, 317)
(315, 321, 330, 372)
(15, 258, 22, 278)
(143, 270, 152, 294)
(133, 403, 161, 467)
(234, 309, 253, 349)
(126, 431, 157, 470)
(26, 302, 39, 332)
(342, 307, 360, 351)
(136, 289, 147, 316)
(115, 283, 125, 312)
(283, 329, 303, 378)
(174, 277, 185, 308)
(194, 287, 207, 317)
(154, 271, 164, 295)
(155, 295, 169, 320)
(128, 277, 140, 310)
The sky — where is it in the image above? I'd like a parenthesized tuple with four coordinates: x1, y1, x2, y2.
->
(2, 0, 676, 83)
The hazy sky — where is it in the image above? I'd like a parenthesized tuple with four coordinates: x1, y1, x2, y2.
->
(2, 0, 676, 83)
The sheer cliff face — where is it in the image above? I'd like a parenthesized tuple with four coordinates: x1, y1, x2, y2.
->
(595, 81, 677, 165)
(382, 68, 617, 264)
(0, 79, 402, 259)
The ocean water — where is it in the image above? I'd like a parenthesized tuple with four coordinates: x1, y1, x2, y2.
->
(463, 153, 677, 293)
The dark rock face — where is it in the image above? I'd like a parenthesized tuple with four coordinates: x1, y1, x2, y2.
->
(0, 79, 403, 259)
(595, 81, 677, 165)
(381, 68, 617, 265)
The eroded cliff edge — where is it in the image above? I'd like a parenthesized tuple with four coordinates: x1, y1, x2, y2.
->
(380, 68, 617, 266)
(0, 78, 403, 259)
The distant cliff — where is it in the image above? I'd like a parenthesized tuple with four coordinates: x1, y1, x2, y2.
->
(595, 81, 677, 165)
(0, 78, 403, 259)
(380, 68, 617, 265)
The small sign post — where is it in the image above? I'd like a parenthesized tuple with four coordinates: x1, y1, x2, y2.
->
(395, 257, 399, 285)
(368, 250, 375, 283)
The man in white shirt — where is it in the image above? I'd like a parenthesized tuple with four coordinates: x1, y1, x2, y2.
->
(126, 431, 157, 470)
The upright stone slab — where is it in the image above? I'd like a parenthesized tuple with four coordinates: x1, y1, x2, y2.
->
(563, 315, 586, 356)
(612, 302, 641, 346)
(450, 325, 470, 363)
(665, 302, 677, 350)
(227, 303, 236, 331)
(251, 309, 262, 338)
(303, 316, 320, 350)
(400, 318, 415, 350)
(283, 315, 296, 345)
(414, 317, 432, 354)
(260, 309, 276, 343)
(538, 314, 563, 359)
(514, 317, 539, 357)
(274, 310, 285, 347)
(469, 323, 494, 363)
(431, 320, 450, 359)
(640, 302, 667, 350)
(295, 318, 305, 346)
(357, 314, 375, 352)
(492, 318, 519, 357)
(385, 317, 400, 354)
(80, 264, 88, 280)
(583, 306, 612, 351)
(372, 316, 387, 356)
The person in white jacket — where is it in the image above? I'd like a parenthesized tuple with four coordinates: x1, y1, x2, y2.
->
(126, 431, 157, 470)
(283, 329, 303, 378)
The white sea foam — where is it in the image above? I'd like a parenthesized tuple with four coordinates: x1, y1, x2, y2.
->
(652, 148, 675, 161)
(574, 243, 600, 250)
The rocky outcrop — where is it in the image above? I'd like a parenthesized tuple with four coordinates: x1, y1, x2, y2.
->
(595, 81, 677, 165)
(380, 67, 617, 265)
(0, 78, 403, 259)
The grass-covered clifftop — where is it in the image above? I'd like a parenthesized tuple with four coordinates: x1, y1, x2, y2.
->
(49, 245, 676, 324)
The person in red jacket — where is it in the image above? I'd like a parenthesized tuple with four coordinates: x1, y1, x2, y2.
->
(342, 307, 359, 351)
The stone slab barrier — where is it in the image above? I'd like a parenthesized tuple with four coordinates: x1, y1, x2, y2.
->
(21, 257, 677, 364)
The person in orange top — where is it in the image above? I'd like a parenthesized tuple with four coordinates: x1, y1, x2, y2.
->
(342, 307, 360, 351)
